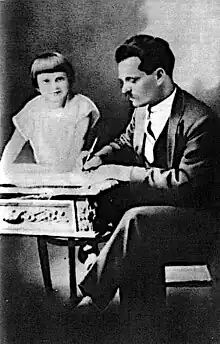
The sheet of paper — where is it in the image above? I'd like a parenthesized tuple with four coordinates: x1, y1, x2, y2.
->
(1, 169, 88, 187)
(0, 164, 121, 194)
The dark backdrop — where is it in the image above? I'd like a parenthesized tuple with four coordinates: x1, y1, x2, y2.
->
(1, 0, 220, 155)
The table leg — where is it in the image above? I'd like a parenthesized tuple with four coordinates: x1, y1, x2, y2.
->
(37, 236, 53, 292)
(68, 238, 77, 299)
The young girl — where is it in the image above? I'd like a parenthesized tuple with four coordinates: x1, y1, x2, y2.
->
(1, 52, 100, 173)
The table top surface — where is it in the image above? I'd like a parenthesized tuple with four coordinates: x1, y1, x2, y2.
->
(0, 179, 119, 199)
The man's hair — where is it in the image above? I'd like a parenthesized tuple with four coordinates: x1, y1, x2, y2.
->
(30, 52, 75, 89)
(115, 34, 175, 78)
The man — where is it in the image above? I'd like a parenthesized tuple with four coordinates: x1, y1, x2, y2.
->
(78, 34, 220, 312)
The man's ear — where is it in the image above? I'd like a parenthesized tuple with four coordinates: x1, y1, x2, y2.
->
(155, 68, 166, 84)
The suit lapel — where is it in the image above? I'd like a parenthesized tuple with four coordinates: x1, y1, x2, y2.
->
(167, 86, 185, 167)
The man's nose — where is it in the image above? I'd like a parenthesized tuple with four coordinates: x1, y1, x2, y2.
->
(121, 83, 131, 95)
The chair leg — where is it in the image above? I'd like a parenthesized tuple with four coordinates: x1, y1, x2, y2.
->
(37, 236, 53, 292)
(161, 265, 167, 298)
(68, 238, 77, 300)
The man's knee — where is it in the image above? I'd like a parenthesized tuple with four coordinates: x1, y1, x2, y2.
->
(121, 205, 168, 225)
(119, 206, 153, 238)
(119, 205, 176, 243)
(122, 206, 146, 224)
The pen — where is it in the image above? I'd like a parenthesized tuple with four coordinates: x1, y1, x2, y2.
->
(84, 137, 98, 166)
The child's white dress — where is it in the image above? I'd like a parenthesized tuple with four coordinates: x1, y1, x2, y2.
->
(12, 94, 99, 172)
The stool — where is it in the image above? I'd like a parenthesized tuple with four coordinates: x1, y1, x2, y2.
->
(37, 232, 112, 301)
(37, 236, 79, 299)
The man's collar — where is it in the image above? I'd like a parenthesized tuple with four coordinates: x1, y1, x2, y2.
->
(149, 87, 177, 114)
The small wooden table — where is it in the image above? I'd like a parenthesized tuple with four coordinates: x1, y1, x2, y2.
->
(0, 182, 116, 300)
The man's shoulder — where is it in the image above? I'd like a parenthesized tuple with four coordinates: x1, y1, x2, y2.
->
(174, 86, 215, 126)
(177, 87, 213, 115)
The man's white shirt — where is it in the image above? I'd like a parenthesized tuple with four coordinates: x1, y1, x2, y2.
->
(144, 88, 177, 163)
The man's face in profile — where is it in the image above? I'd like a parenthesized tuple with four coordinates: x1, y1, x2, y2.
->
(118, 56, 158, 108)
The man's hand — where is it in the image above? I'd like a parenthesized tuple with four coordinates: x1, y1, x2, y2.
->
(76, 151, 89, 170)
(83, 155, 102, 171)
(76, 151, 102, 171)
(84, 164, 132, 186)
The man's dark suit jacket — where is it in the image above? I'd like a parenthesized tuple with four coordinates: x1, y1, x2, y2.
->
(98, 86, 220, 208)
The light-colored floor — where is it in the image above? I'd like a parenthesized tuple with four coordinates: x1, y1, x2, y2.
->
(1, 235, 220, 344)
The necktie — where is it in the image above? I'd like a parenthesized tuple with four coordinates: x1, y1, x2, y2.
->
(146, 107, 156, 141)
(143, 107, 155, 163)
(147, 119, 156, 141)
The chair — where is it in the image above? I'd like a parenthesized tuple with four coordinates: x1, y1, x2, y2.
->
(163, 230, 220, 289)
(164, 262, 213, 288)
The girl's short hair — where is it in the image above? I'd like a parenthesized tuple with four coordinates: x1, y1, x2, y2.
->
(30, 52, 75, 88)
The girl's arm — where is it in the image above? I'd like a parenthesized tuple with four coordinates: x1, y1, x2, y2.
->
(1, 129, 26, 167)
(75, 116, 91, 156)
(0, 130, 54, 174)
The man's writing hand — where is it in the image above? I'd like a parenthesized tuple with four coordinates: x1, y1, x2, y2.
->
(83, 155, 102, 171)
(76, 151, 89, 170)
(76, 151, 102, 171)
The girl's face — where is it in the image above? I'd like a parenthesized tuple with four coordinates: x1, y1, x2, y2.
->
(37, 71, 70, 108)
